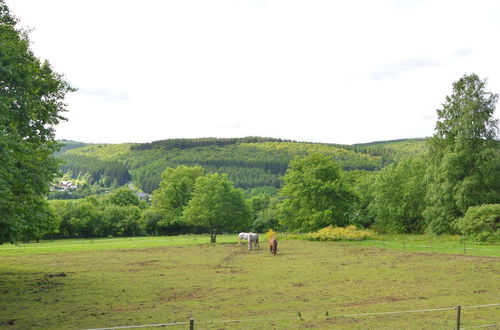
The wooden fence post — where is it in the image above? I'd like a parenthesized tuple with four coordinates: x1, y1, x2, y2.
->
(190, 318, 194, 330)
(456, 306, 461, 330)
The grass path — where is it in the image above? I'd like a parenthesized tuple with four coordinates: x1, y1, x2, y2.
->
(1, 237, 499, 329)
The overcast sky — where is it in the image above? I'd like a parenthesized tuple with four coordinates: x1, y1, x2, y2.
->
(7, 0, 500, 145)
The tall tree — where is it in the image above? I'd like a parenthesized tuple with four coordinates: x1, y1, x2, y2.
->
(183, 173, 250, 243)
(278, 153, 357, 232)
(0, 1, 74, 243)
(424, 74, 499, 234)
(151, 166, 204, 225)
(371, 157, 427, 233)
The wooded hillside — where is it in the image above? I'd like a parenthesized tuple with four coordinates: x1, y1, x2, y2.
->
(55, 137, 425, 193)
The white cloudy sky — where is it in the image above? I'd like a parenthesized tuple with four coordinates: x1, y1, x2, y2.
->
(7, 0, 500, 144)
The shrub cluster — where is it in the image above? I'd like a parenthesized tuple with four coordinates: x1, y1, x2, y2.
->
(265, 229, 278, 241)
(307, 225, 375, 241)
(455, 204, 500, 242)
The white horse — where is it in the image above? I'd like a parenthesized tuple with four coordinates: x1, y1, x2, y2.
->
(238, 232, 259, 250)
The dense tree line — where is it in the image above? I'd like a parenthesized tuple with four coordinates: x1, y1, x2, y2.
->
(58, 140, 385, 194)
(130, 137, 293, 151)
(423, 74, 499, 234)
(363, 74, 499, 238)
(49, 188, 146, 238)
(58, 154, 131, 187)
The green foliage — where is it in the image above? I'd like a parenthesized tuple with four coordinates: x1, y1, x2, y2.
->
(152, 166, 204, 226)
(183, 173, 251, 242)
(345, 170, 377, 228)
(47, 184, 110, 200)
(53, 198, 102, 238)
(0, 2, 74, 243)
(106, 186, 141, 207)
(101, 204, 143, 237)
(303, 225, 375, 241)
(58, 138, 392, 194)
(455, 204, 500, 242)
(53, 140, 88, 156)
(247, 193, 282, 232)
(58, 153, 131, 187)
(130, 136, 292, 150)
(140, 208, 164, 236)
(278, 154, 357, 232)
(248, 193, 271, 216)
(371, 157, 427, 233)
(424, 74, 500, 234)
(342, 138, 428, 166)
(49, 193, 145, 239)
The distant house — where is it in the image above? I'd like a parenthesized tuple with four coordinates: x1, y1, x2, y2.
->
(55, 181, 78, 191)
(136, 192, 150, 200)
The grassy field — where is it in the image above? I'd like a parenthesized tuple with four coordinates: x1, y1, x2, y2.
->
(0, 235, 499, 329)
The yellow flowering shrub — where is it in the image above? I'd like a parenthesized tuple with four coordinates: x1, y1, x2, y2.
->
(265, 229, 278, 240)
(308, 225, 375, 241)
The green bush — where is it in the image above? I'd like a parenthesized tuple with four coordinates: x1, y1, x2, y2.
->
(455, 204, 500, 242)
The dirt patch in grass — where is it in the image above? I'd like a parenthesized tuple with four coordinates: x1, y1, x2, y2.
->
(291, 282, 306, 287)
(46, 272, 67, 278)
(342, 296, 408, 307)
(30, 273, 69, 293)
(0, 319, 16, 327)
(126, 260, 160, 267)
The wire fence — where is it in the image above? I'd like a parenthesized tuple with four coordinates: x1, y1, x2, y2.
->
(83, 302, 500, 330)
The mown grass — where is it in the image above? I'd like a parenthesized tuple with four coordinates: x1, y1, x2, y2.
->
(0, 235, 236, 256)
(0, 236, 499, 329)
(287, 233, 500, 257)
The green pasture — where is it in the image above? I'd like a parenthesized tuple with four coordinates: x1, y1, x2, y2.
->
(342, 234, 500, 258)
(0, 236, 499, 329)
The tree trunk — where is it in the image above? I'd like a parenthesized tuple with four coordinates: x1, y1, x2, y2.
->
(210, 227, 217, 243)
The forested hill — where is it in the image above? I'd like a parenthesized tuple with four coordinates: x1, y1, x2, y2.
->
(55, 137, 427, 193)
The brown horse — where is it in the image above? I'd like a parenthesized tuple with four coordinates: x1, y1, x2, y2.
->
(268, 238, 278, 256)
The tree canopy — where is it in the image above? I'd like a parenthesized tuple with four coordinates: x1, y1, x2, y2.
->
(152, 165, 204, 226)
(371, 157, 426, 233)
(424, 74, 499, 234)
(183, 173, 251, 242)
(278, 154, 357, 232)
(0, 1, 74, 243)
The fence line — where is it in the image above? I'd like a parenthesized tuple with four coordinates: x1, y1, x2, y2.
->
(85, 321, 189, 330)
(82, 303, 500, 330)
(461, 323, 500, 329)
(462, 303, 500, 309)
(357, 240, 499, 252)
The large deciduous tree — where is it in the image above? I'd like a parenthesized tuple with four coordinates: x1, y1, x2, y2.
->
(183, 173, 250, 243)
(0, 1, 74, 243)
(278, 153, 357, 232)
(371, 157, 427, 233)
(424, 73, 499, 234)
(152, 166, 204, 225)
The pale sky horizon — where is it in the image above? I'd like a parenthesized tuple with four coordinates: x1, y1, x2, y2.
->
(7, 0, 500, 145)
